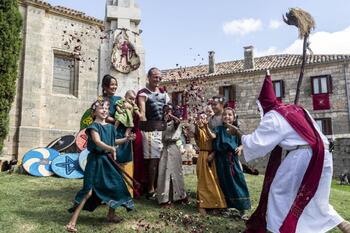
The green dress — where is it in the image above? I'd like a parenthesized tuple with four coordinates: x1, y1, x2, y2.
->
(213, 126, 251, 210)
(71, 122, 134, 212)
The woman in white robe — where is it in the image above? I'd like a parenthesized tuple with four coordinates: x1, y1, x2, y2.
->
(241, 110, 346, 233)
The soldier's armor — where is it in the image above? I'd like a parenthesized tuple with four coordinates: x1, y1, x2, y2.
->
(145, 91, 167, 121)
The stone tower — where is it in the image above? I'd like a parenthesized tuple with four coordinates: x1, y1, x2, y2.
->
(100, 0, 145, 96)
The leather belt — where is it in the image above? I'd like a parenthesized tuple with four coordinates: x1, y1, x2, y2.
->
(139, 120, 166, 132)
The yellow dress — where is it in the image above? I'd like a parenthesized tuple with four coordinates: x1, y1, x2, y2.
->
(196, 126, 227, 209)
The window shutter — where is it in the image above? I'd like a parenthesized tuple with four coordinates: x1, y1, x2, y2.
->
(229, 85, 236, 101)
(281, 80, 285, 98)
(328, 75, 333, 94)
(325, 118, 333, 135)
(310, 77, 315, 95)
(219, 86, 224, 96)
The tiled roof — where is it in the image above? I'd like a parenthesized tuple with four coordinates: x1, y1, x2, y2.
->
(162, 54, 350, 82)
(20, 0, 104, 25)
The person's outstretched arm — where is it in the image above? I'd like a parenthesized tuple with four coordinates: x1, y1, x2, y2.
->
(227, 112, 285, 162)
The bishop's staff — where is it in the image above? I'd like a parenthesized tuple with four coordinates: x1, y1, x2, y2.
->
(283, 8, 315, 105)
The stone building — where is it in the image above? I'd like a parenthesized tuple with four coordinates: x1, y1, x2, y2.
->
(2, 0, 145, 161)
(162, 46, 350, 176)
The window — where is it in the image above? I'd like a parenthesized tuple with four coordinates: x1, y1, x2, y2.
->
(311, 75, 332, 95)
(172, 91, 184, 106)
(315, 118, 332, 135)
(272, 80, 285, 98)
(219, 85, 236, 108)
(219, 85, 236, 102)
(53, 52, 79, 96)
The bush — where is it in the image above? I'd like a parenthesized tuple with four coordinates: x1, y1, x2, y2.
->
(0, 0, 22, 153)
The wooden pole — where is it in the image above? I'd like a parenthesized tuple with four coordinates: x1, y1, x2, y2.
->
(294, 33, 309, 105)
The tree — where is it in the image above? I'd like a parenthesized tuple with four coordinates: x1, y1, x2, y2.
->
(0, 0, 22, 153)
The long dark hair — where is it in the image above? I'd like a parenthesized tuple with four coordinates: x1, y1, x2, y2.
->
(101, 74, 117, 96)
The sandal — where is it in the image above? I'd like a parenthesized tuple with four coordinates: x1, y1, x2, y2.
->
(146, 192, 156, 200)
(107, 215, 124, 223)
(65, 224, 77, 232)
(161, 202, 173, 209)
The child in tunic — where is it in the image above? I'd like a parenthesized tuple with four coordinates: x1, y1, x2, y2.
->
(157, 104, 187, 207)
(213, 107, 251, 219)
(194, 112, 226, 215)
(65, 98, 135, 232)
(115, 90, 141, 136)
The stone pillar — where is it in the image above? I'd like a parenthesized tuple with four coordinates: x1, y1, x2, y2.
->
(208, 51, 216, 74)
(100, 0, 145, 96)
(244, 46, 255, 70)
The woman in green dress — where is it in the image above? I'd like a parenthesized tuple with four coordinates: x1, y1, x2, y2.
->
(213, 107, 251, 219)
(65, 98, 135, 232)
(101, 74, 134, 196)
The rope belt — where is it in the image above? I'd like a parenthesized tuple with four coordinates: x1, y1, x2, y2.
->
(287, 144, 329, 153)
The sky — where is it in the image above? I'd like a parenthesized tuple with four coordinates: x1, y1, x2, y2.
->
(45, 0, 350, 70)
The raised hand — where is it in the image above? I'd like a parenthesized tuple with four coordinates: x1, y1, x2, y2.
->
(235, 145, 243, 156)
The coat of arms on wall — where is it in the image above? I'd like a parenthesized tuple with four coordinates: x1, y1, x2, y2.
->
(111, 29, 141, 74)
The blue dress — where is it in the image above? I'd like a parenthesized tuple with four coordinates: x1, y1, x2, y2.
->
(213, 126, 251, 210)
(71, 122, 134, 212)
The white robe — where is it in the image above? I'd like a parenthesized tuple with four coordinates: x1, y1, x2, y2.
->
(242, 110, 343, 233)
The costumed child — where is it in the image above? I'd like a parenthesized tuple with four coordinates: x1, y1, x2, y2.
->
(157, 104, 187, 207)
(115, 90, 141, 136)
(213, 107, 251, 219)
(208, 96, 225, 129)
(65, 98, 135, 232)
(178, 123, 196, 165)
(194, 112, 227, 215)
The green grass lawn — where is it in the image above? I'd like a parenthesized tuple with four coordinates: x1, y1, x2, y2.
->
(0, 173, 348, 233)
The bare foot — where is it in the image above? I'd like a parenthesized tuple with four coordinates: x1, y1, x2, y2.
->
(65, 224, 77, 232)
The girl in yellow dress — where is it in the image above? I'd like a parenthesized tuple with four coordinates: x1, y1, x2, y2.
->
(194, 112, 227, 215)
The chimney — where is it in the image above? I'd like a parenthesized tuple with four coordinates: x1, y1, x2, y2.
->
(208, 51, 216, 73)
(244, 46, 255, 70)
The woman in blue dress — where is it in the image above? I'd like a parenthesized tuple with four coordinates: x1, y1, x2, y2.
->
(101, 74, 134, 194)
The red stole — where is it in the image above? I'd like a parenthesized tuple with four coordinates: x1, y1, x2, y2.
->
(245, 104, 325, 233)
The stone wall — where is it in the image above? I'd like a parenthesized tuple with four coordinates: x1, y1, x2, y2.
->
(333, 137, 350, 177)
(2, 4, 102, 160)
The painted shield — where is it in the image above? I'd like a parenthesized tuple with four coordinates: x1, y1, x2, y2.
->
(22, 148, 60, 177)
(76, 129, 88, 152)
(52, 153, 84, 179)
(50, 135, 76, 152)
(78, 149, 90, 171)
(80, 109, 93, 130)
(47, 137, 62, 148)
